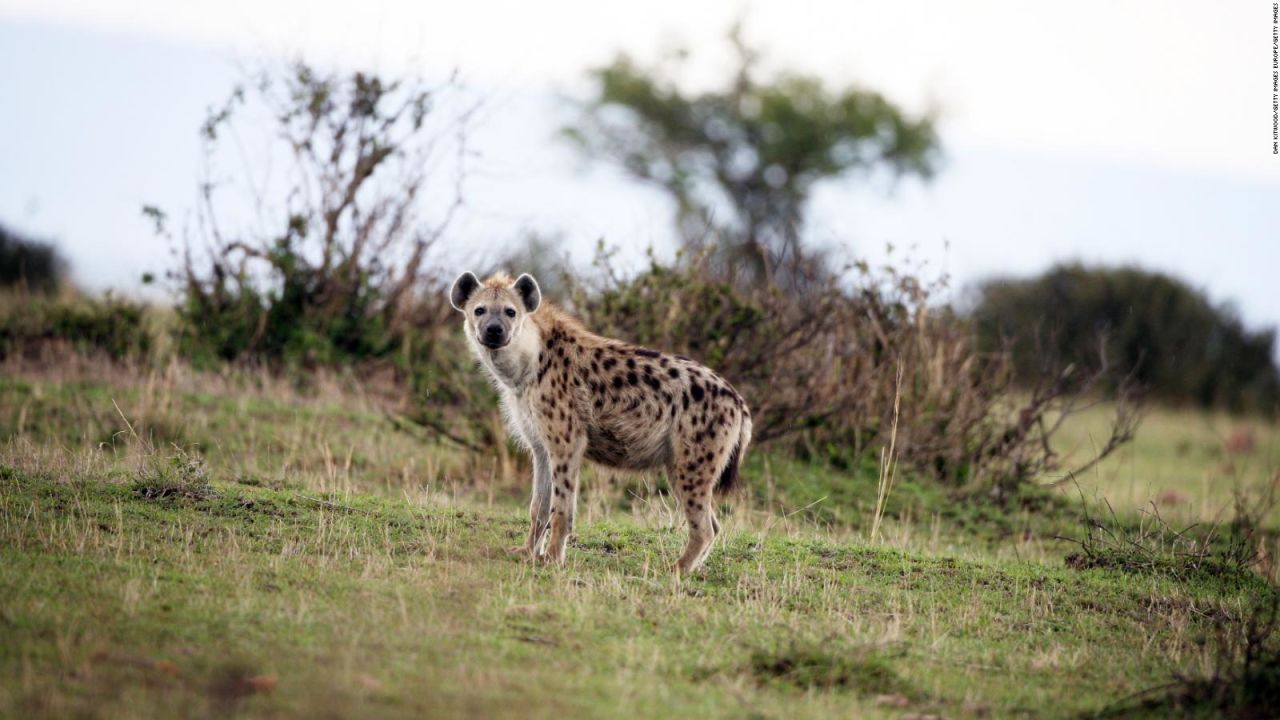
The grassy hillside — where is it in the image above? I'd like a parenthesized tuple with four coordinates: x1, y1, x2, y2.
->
(1, 357, 1277, 718)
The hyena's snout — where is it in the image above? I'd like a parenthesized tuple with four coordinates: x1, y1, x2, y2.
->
(479, 318, 509, 348)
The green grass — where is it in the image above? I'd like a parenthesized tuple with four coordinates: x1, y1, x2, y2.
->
(1051, 401, 1280, 527)
(0, 359, 1276, 718)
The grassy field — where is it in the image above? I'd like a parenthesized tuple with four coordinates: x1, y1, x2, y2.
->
(1, 356, 1277, 718)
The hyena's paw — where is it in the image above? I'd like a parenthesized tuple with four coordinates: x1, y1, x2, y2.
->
(536, 540, 569, 567)
(507, 545, 543, 563)
(674, 559, 705, 576)
(535, 550, 566, 567)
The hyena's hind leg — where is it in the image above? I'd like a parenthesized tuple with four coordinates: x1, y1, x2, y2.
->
(669, 448, 727, 574)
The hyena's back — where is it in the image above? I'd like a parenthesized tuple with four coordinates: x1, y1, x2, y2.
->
(540, 326, 752, 495)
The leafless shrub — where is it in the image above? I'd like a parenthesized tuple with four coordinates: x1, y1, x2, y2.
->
(151, 60, 476, 367)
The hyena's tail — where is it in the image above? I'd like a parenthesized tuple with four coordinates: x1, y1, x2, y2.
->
(715, 412, 753, 496)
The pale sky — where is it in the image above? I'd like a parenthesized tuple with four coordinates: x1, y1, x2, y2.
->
(1, 1, 1277, 331)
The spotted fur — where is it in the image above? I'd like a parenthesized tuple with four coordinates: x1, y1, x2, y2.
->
(450, 271, 752, 573)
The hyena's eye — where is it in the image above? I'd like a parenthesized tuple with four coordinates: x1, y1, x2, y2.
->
(474, 307, 486, 316)
(504, 307, 516, 318)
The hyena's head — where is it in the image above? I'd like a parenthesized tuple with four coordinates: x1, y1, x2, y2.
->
(449, 271, 541, 350)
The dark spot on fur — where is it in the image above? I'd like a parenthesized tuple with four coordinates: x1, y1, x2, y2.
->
(602, 357, 617, 370)
(635, 348, 660, 358)
(690, 382, 704, 402)
(682, 392, 690, 410)
(626, 357, 636, 369)
(627, 372, 638, 386)
(643, 375, 661, 390)
(612, 376, 624, 389)
(668, 367, 679, 378)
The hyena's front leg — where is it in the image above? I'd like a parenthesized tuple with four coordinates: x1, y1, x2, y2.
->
(512, 446, 553, 560)
(544, 438, 586, 565)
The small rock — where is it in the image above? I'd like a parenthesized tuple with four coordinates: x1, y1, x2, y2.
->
(876, 693, 911, 707)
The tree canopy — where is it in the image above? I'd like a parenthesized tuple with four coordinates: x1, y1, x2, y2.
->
(563, 27, 940, 286)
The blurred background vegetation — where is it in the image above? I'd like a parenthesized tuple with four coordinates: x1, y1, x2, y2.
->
(1, 32, 1276, 499)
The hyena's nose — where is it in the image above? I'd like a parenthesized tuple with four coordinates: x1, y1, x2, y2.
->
(482, 323, 506, 346)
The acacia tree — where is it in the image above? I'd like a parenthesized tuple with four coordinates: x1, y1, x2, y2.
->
(563, 27, 940, 285)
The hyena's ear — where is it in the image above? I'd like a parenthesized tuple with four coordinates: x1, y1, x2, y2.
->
(449, 271, 480, 311)
(514, 273, 541, 313)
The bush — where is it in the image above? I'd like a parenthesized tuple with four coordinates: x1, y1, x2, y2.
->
(566, 246, 1138, 493)
(0, 223, 65, 293)
(0, 293, 152, 360)
(164, 62, 468, 370)
(973, 264, 1280, 415)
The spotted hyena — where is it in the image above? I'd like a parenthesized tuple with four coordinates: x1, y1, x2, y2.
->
(450, 271, 752, 574)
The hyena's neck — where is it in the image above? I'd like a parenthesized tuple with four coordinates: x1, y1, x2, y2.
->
(475, 319, 543, 391)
